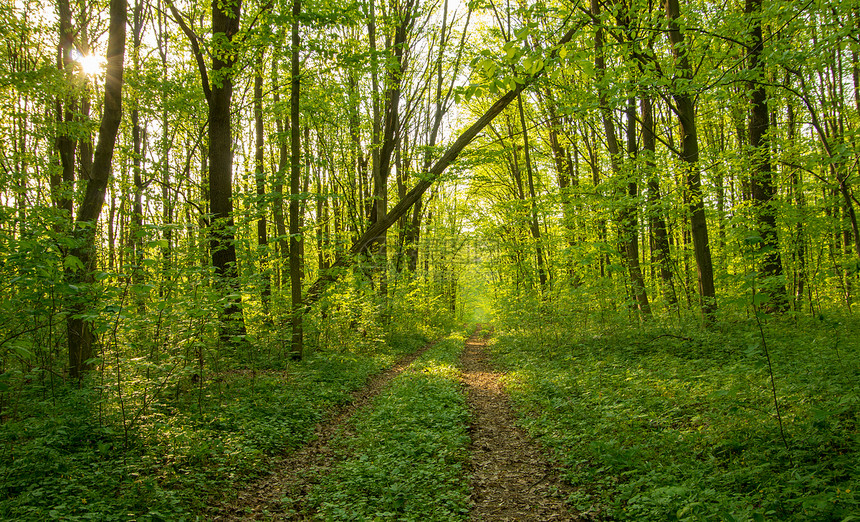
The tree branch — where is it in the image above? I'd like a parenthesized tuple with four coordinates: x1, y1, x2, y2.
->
(165, 0, 211, 103)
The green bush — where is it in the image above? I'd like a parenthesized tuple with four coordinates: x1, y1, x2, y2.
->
(0, 329, 432, 520)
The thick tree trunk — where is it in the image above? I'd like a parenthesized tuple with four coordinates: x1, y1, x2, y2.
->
(66, 0, 126, 378)
(746, 0, 786, 311)
(665, 0, 717, 320)
(209, 0, 246, 341)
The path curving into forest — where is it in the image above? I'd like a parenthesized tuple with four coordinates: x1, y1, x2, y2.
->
(461, 327, 576, 521)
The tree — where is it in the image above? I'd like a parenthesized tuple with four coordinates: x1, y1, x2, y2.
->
(663, 0, 717, 320)
(303, 20, 582, 308)
(169, 0, 247, 341)
(66, 0, 127, 377)
(289, 0, 303, 359)
(746, 0, 787, 311)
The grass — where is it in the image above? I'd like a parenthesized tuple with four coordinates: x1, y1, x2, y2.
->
(307, 332, 472, 521)
(487, 313, 860, 521)
(0, 330, 431, 520)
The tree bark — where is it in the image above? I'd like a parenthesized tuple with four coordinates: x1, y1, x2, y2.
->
(664, 0, 717, 320)
(289, 0, 303, 359)
(66, 0, 126, 378)
(746, 0, 787, 311)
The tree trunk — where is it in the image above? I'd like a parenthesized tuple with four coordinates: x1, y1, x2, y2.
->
(208, 0, 245, 341)
(664, 0, 717, 320)
(289, 0, 304, 359)
(254, 57, 271, 312)
(272, 57, 289, 289)
(130, 0, 145, 307)
(746, 0, 786, 311)
(593, 0, 648, 314)
(54, 0, 76, 219)
(541, 90, 577, 280)
(623, 97, 651, 317)
(642, 96, 677, 306)
(516, 95, 548, 289)
(66, 0, 126, 378)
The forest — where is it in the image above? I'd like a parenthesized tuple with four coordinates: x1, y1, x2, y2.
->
(0, 0, 858, 518)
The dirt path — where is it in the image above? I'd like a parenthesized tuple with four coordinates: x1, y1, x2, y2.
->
(215, 328, 575, 520)
(213, 341, 438, 520)
(461, 327, 576, 521)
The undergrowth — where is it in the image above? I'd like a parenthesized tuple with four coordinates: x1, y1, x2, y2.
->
(307, 331, 472, 521)
(488, 314, 859, 521)
(0, 330, 430, 520)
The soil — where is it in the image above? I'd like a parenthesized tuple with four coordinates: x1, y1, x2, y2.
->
(460, 327, 576, 521)
(214, 327, 579, 520)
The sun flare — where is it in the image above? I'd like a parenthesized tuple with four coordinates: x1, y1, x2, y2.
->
(71, 50, 105, 76)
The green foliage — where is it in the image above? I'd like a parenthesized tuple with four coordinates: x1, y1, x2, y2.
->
(486, 315, 859, 521)
(307, 333, 471, 521)
(0, 324, 431, 520)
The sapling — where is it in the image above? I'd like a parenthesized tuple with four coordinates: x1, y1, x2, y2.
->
(750, 283, 792, 463)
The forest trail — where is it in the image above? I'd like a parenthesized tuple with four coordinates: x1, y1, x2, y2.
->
(215, 328, 575, 520)
(461, 327, 575, 521)
(214, 340, 438, 520)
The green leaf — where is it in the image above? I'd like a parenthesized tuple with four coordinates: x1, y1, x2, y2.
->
(11, 345, 35, 361)
(753, 292, 770, 306)
(146, 239, 169, 249)
(64, 255, 85, 272)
